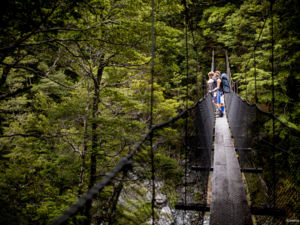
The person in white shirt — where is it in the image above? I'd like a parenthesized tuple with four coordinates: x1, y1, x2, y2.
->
(207, 71, 215, 92)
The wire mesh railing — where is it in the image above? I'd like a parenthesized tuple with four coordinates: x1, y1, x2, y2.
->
(225, 91, 300, 224)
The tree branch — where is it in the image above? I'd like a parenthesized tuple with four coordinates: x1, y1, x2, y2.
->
(18, 37, 139, 48)
(0, 86, 32, 101)
(63, 137, 83, 156)
(2, 63, 85, 89)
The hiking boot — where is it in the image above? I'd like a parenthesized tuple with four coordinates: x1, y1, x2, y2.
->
(218, 109, 223, 117)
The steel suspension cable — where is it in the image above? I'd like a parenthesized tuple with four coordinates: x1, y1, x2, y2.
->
(211, 48, 215, 72)
(270, 0, 276, 214)
(183, 1, 189, 223)
(242, 16, 268, 101)
(190, 23, 203, 97)
(243, 16, 268, 72)
(150, 0, 156, 224)
(225, 49, 232, 87)
(254, 50, 257, 103)
(254, 15, 267, 103)
(184, 1, 189, 112)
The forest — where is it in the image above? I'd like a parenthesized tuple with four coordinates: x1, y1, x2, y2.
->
(0, 0, 299, 224)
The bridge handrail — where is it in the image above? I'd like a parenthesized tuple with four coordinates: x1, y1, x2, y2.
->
(229, 92, 300, 136)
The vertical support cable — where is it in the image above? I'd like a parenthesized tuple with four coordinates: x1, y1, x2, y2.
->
(253, 16, 267, 103)
(184, 2, 189, 111)
(242, 16, 267, 101)
(201, 67, 205, 97)
(225, 49, 231, 87)
(270, 0, 276, 214)
(210, 49, 215, 94)
(244, 71, 248, 101)
(271, 0, 275, 138)
(191, 26, 202, 98)
(211, 48, 215, 72)
(254, 48, 257, 103)
(150, 0, 156, 224)
(183, 1, 189, 223)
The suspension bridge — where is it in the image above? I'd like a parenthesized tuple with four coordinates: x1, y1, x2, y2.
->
(49, 54, 299, 225)
(49, 1, 299, 225)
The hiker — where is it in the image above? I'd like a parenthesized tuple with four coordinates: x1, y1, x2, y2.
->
(210, 71, 224, 117)
(207, 71, 215, 92)
(207, 71, 218, 108)
(220, 73, 231, 94)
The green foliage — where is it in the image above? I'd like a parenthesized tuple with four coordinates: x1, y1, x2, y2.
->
(0, 0, 299, 224)
(117, 201, 153, 225)
(154, 153, 183, 185)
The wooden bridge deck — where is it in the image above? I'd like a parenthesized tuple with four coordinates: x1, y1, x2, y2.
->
(210, 111, 253, 225)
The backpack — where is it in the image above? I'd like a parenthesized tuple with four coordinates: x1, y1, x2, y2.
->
(212, 77, 217, 89)
(220, 73, 230, 93)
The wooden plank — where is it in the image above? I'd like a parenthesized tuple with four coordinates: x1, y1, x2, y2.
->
(241, 168, 263, 173)
(210, 112, 253, 225)
(175, 203, 286, 216)
(196, 147, 214, 150)
(191, 167, 263, 173)
(236, 148, 253, 151)
(250, 207, 286, 216)
(191, 166, 213, 171)
(175, 203, 210, 211)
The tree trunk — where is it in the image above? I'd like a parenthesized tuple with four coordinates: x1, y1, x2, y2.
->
(0, 65, 11, 88)
(84, 65, 104, 225)
(78, 116, 88, 196)
(107, 182, 124, 225)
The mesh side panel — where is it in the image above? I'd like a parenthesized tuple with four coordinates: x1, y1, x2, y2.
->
(185, 94, 214, 197)
(194, 94, 214, 167)
(193, 94, 214, 201)
(174, 94, 215, 224)
(225, 92, 300, 224)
